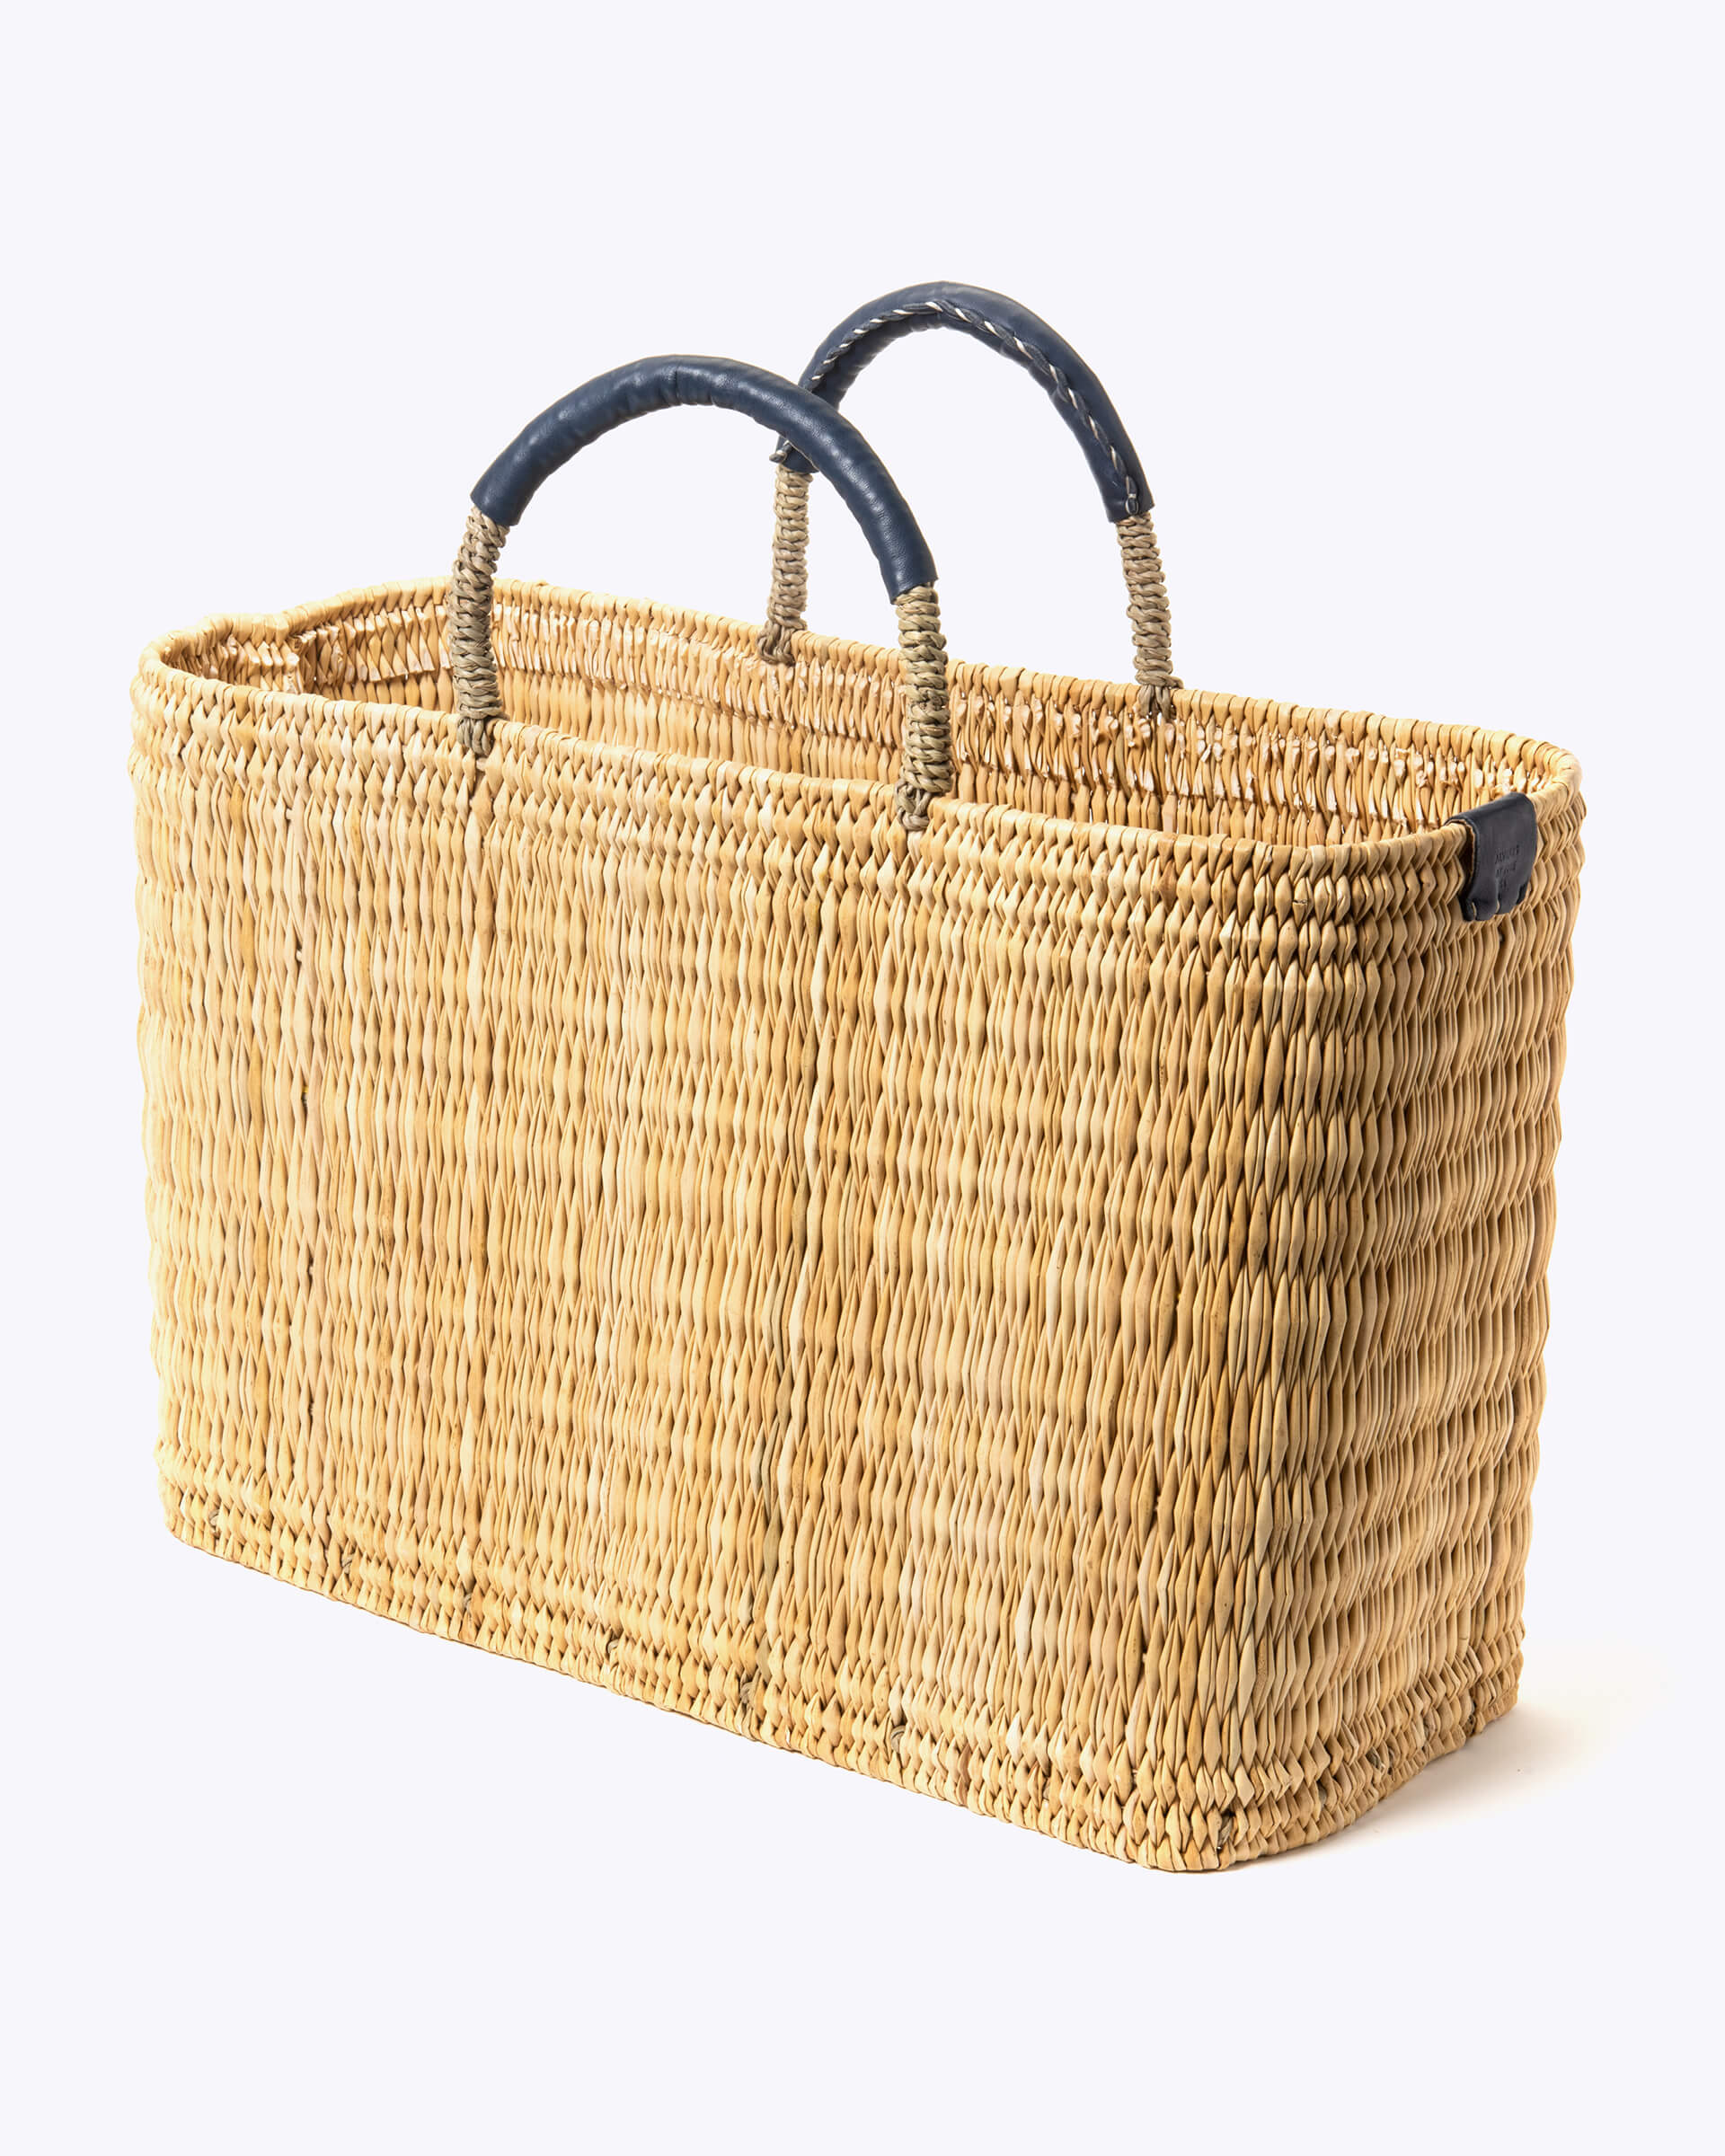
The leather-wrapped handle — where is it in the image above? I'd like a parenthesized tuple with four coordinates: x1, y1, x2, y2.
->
(473, 355, 936, 596)
(450, 357, 952, 832)
(759, 284, 1178, 716)
(774, 282, 1151, 521)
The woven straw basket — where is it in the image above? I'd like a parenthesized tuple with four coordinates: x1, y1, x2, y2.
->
(132, 287, 1584, 1869)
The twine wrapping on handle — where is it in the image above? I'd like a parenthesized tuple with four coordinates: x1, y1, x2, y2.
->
(891, 585, 951, 832)
(449, 508, 508, 756)
(1117, 508, 1181, 723)
(447, 356, 954, 834)
(451, 504, 951, 835)
(758, 465, 811, 662)
(449, 506, 951, 835)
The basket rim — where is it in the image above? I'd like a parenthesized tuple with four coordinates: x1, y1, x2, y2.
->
(137, 577, 1583, 879)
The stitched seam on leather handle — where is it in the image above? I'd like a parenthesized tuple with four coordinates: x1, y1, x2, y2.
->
(800, 300, 1142, 515)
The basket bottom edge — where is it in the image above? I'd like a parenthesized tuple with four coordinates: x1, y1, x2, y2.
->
(157, 1480, 1521, 1874)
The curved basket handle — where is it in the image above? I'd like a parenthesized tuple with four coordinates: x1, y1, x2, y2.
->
(760, 282, 1178, 717)
(775, 282, 1150, 517)
(451, 356, 951, 831)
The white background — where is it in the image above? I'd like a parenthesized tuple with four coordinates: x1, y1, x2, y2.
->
(3, 4, 1720, 2149)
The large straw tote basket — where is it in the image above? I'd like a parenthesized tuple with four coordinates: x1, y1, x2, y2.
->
(132, 288, 1584, 1871)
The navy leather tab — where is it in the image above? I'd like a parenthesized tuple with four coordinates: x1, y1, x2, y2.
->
(776, 282, 1152, 521)
(1448, 794, 1538, 921)
(472, 356, 936, 599)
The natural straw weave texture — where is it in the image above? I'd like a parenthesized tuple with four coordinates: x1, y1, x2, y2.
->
(133, 577, 1583, 1869)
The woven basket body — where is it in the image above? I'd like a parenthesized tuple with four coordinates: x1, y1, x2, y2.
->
(132, 579, 1583, 1869)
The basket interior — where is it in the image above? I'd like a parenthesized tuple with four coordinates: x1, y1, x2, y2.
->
(164, 580, 1578, 847)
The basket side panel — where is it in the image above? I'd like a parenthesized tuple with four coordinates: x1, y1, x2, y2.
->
(134, 676, 495, 1616)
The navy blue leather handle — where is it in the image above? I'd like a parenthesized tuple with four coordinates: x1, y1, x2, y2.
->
(774, 283, 1152, 521)
(472, 355, 936, 597)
